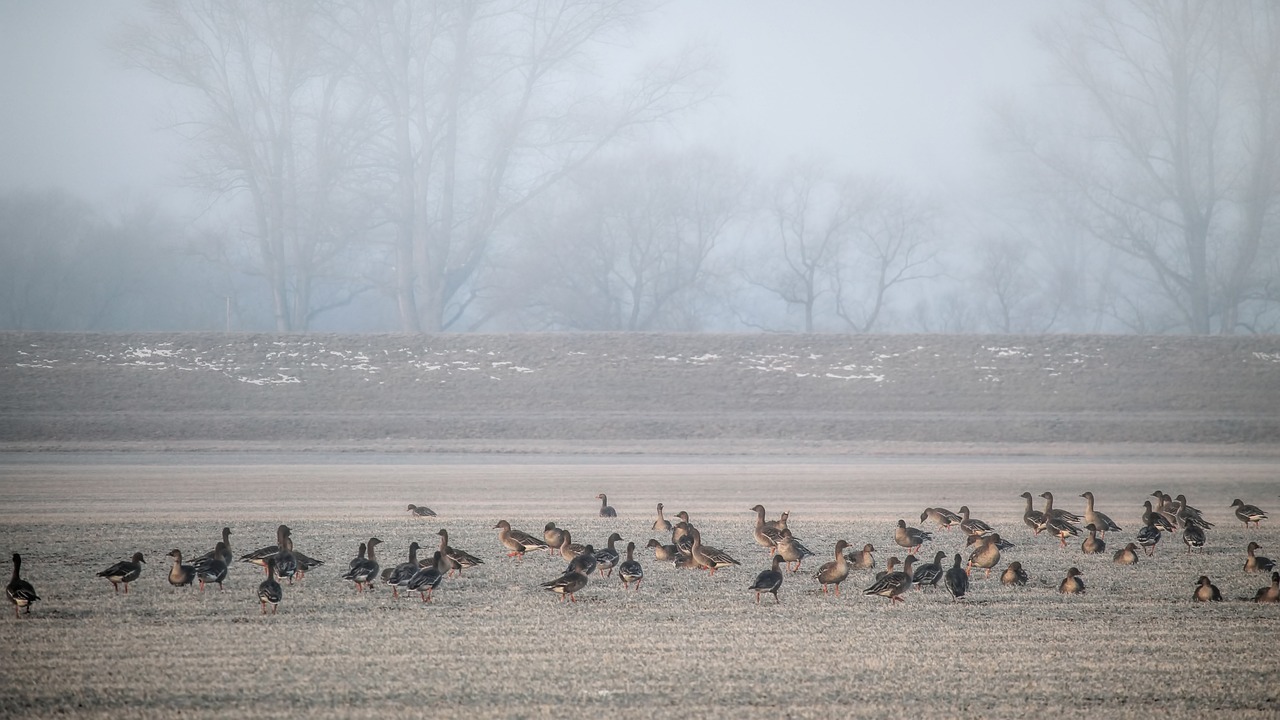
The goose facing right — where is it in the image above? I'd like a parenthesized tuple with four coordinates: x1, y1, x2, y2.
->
(97, 552, 145, 594)
(1193, 576, 1221, 602)
(1059, 567, 1085, 595)
(1244, 542, 1276, 573)
(864, 555, 916, 604)
(749, 554, 785, 604)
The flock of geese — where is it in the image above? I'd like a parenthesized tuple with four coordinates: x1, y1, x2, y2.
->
(6, 491, 1277, 616)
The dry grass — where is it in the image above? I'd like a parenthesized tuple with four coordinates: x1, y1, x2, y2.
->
(1, 454, 1278, 718)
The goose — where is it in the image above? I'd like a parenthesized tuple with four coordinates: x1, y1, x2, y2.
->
(814, 540, 851, 595)
(671, 515, 694, 551)
(921, 507, 962, 531)
(876, 556, 900, 582)
(567, 545, 598, 577)
(596, 493, 617, 518)
(273, 536, 298, 585)
(1193, 576, 1221, 602)
(1041, 499, 1084, 545)
(558, 529, 588, 562)
(965, 533, 1016, 551)
(774, 529, 814, 572)
(542, 569, 589, 602)
(1142, 501, 1177, 533)
(385, 542, 421, 598)
(195, 546, 228, 592)
(436, 529, 483, 576)
(1254, 571, 1280, 603)
(347, 542, 367, 570)
(894, 519, 932, 554)
(407, 504, 436, 518)
(646, 538, 679, 563)
(912, 550, 947, 589)
(257, 557, 282, 614)
(1182, 524, 1206, 554)
(652, 503, 672, 532)
(494, 520, 548, 558)
(1151, 493, 1181, 528)
(966, 534, 1003, 578)
(1173, 495, 1213, 530)
(97, 552, 145, 594)
(688, 527, 739, 575)
(958, 506, 994, 538)
(240, 525, 290, 568)
(166, 549, 196, 589)
(1231, 499, 1268, 529)
(341, 537, 382, 592)
(406, 551, 448, 602)
(1001, 561, 1029, 586)
(1019, 492, 1047, 534)
(618, 542, 643, 590)
(750, 504, 784, 552)
(863, 555, 916, 604)
(1040, 492, 1082, 524)
(543, 522, 566, 556)
(1136, 517, 1162, 556)
(749, 554, 785, 604)
(1058, 567, 1085, 595)
(1113, 543, 1140, 566)
(1079, 492, 1121, 537)
(763, 509, 789, 532)
(192, 527, 233, 571)
(1081, 524, 1106, 555)
(7, 553, 38, 617)
(944, 554, 968, 600)
(1244, 542, 1275, 573)
(844, 543, 876, 570)
(593, 533, 624, 578)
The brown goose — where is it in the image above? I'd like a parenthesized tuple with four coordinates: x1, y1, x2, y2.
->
(688, 527, 739, 575)
(543, 522, 566, 556)
(1244, 542, 1276, 573)
(494, 520, 548, 559)
(7, 553, 38, 617)
(542, 569, 589, 602)
(646, 538, 680, 563)
(1232, 499, 1268, 529)
(97, 552, 145, 594)
(436, 529, 483, 576)
(966, 534, 1003, 578)
(1001, 561, 1028, 586)
(341, 537, 382, 592)
(558, 528, 588, 563)
(958, 506, 994, 538)
(1079, 492, 1121, 537)
(1040, 492, 1082, 524)
(652, 503, 672, 532)
(845, 543, 876, 570)
(894, 519, 932, 554)
(1081, 524, 1106, 555)
(813, 540, 851, 595)
(257, 557, 282, 614)
(750, 504, 784, 552)
(1254, 571, 1280, 603)
(618, 542, 643, 590)
(921, 507, 962, 531)
(1019, 492, 1047, 534)
(407, 504, 436, 518)
(863, 555, 916, 604)
(596, 493, 617, 518)
(1193, 575, 1221, 602)
(773, 529, 814, 573)
(166, 549, 196, 589)
(1113, 543, 1140, 566)
(875, 556, 900, 582)
(1058, 567, 1085, 595)
(191, 527, 233, 570)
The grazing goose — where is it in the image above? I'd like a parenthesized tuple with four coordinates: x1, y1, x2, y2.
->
(97, 552, 145, 594)
(192, 527, 233, 571)
(1193, 576, 1221, 602)
(542, 569, 589, 602)
(166, 549, 196, 589)
(1244, 542, 1276, 573)
(436, 529, 483, 576)
(1058, 567, 1085, 595)
(646, 538, 680, 563)
(195, 546, 228, 592)
(407, 504, 436, 518)
(494, 520, 548, 558)
(406, 551, 448, 602)
(1081, 524, 1106, 555)
(341, 537, 382, 592)
(814, 540, 851, 596)
(558, 529, 588, 562)
(751, 505, 785, 552)
(912, 550, 947, 589)
(1142, 501, 1177, 533)
(273, 536, 298, 585)
(966, 534, 1003, 578)
(1136, 517, 1162, 556)
(688, 527, 739, 575)
(845, 543, 876, 570)
(1079, 492, 1121, 537)
(749, 554, 785, 604)
(619, 542, 643, 590)
(1173, 495, 1213, 530)
(1001, 561, 1029, 586)
(958, 506, 994, 538)
(258, 557, 282, 614)
(864, 555, 916, 604)
(774, 529, 814, 573)
(1019, 492, 1047, 534)
(921, 507, 962, 531)
(593, 533, 624, 578)
(1113, 543, 1140, 566)
(241, 524, 290, 568)
(385, 542, 421, 598)
(1182, 523, 1206, 554)
(7, 553, 39, 617)
(652, 503, 672, 532)
(1231, 499, 1268, 529)
(944, 554, 968, 600)
(543, 522, 566, 556)
(1040, 492, 1082, 524)
(876, 556, 900, 582)
(1254, 572, 1280, 603)
(567, 545, 598, 577)
(596, 493, 617, 518)
(894, 519, 932, 554)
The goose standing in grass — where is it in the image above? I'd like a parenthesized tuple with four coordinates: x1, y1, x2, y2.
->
(1136, 517, 1162, 556)
(195, 547, 228, 592)
(774, 529, 814, 572)
(273, 535, 298, 585)
(558, 529, 587, 562)
(1041, 496, 1082, 547)
(543, 522, 566, 556)
(749, 554, 785, 604)
(618, 542, 643, 590)
(1182, 523, 1206, 554)
(845, 543, 876, 570)
(7, 553, 38, 617)
(763, 510, 789, 532)
(593, 533, 624, 578)
(1113, 543, 1140, 566)
(567, 545, 598, 577)
(342, 537, 381, 592)
(894, 519, 932, 554)
(436, 529, 483, 576)
(1193, 576, 1221, 602)
(958, 506, 994, 538)
(966, 534, 1003, 578)
(1019, 492, 1047, 534)
(1142, 501, 1177, 533)
(241, 524, 290, 569)
(1254, 572, 1280, 603)
(646, 538, 679, 563)
(912, 551, 947, 589)
(542, 569, 589, 602)
(407, 504, 436, 518)
(751, 505, 784, 552)
(1040, 492, 1082, 524)
(864, 555, 916, 604)
(1079, 492, 1121, 537)
(944, 554, 968, 600)
(166, 549, 196, 589)
(494, 520, 548, 559)
(407, 551, 448, 602)
(1231, 499, 1268, 529)
(876, 557, 900, 582)
(347, 542, 367, 570)
(385, 542, 421, 598)
(1001, 561, 1029, 586)
(1152, 493, 1181, 528)
(1244, 542, 1275, 573)
(596, 493, 617, 518)
(689, 527, 739, 575)
(921, 507, 962, 531)
(1058, 567, 1085, 595)
(652, 503, 672, 532)
(192, 527, 233, 571)
(1081, 525, 1106, 555)
(258, 557, 282, 615)
(1173, 495, 1213, 530)
(814, 540, 850, 596)
(97, 552, 145, 594)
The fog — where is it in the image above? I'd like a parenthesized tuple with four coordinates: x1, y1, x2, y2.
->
(1, 1, 1276, 335)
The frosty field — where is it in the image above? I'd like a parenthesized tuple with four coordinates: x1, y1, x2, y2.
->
(1, 453, 1277, 718)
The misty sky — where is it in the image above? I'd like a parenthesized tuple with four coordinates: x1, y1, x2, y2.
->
(0, 0, 1061, 211)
